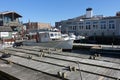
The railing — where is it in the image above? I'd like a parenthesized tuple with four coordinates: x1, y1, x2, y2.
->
(4, 21, 22, 26)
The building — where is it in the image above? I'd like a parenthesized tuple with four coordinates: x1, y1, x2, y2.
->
(0, 11, 22, 44)
(0, 11, 22, 31)
(23, 22, 51, 40)
(55, 8, 120, 38)
(0, 11, 22, 38)
(0, 27, 12, 39)
(24, 22, 51, 33)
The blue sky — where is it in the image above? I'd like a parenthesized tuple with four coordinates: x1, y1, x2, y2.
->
(0, 0, 120, 26)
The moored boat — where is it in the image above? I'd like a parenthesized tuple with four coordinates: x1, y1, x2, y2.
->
(23, 30, 73, 50)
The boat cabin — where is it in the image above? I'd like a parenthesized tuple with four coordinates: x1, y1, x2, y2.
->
(37, 31, 61, 42)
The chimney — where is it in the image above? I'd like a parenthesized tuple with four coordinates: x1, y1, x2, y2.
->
(86, 8, 93, 18)
(116, 11, 120, 16)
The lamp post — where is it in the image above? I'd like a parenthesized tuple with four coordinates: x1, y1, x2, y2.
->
(94, 33, 96, 41)
(112, 32, 115, 45)
(59, 25, 61, 33)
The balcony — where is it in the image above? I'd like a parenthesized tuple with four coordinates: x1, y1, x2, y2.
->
(4, 21, 22, 27)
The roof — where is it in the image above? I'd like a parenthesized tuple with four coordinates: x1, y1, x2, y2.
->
(0, 11, 22, 18)
(0, 26, 13, 32)
(61, 14, 120, 23)
(103, 16, 120, 19)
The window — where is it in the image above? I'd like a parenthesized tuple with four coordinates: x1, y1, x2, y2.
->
(93, 24, 98, 29)
(93, 22, 98, 24)
(109, 20, 115, 30)
(79, 26, 83, 29)
(100, 21, 106, 30)
(85, 22, 91, 30)
(50, 34, 54, 37)
(73, 26, 76, 30)
(79, 22, 84, 30)
(58, 34, 61, 36)
(89, 25, 91, 29)
(86, 25, 88, 29)
(55, 34, 57, 36)
(109, 24, 111, 29)
(104, 24, 106, 29)
(93, 21, 98, 29)
(109, 20, 114, 23)
(93, 25, 95, 28)
(112, 24, 115, 29)
(86, 22, 90, 24)
(86, 25, 91, 29)
(100, 21, 106, 24)
(109, 24, 115, 29)
(79, 22, 83, 25)
(101, 25, 103, 29)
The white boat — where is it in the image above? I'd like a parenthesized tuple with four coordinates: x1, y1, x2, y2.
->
(61, 34, 70, 40)
(23, 30, 73, 50)
(74, 35, 86, 43)
(61, 33, 76, 40)
(68, 33, 76, 40)
(76, 35, 85, 40)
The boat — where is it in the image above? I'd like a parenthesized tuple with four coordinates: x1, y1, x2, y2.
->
(0, 38, 15, 49)
(61, 34, 70, 40)
(23, 30, 73, 50)
(76, 35, 85, 40)
(61, 33, 76, 40)
(74, 35, 86, 43)
(68, 33, 76, 40)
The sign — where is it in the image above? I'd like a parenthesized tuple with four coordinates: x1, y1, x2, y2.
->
(1, 32, 9, 37)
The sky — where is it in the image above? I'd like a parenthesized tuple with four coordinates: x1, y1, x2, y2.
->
(0, 0, 120, 26)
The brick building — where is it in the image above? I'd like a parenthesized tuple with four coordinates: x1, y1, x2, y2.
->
(24, 22, 51, 32)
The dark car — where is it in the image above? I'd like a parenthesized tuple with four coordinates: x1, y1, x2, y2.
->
(1, 53, 11, 58)
(13, 42, 23, 47)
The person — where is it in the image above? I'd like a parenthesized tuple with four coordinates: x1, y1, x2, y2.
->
(36, 32, 39, 43)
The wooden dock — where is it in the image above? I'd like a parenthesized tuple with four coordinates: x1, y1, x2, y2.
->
(0, 46, 120, 80)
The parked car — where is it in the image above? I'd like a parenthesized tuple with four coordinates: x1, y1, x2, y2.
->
(1, 53, 11, 58)
(13, 42, 23, 47)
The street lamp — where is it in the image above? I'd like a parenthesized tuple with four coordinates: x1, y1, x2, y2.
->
(59, 25, 61, 32)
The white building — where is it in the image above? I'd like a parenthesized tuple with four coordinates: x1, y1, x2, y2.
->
(55, 8, 120, 37)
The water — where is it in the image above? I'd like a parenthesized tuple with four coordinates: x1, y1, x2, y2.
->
(71, 49, 120, 58)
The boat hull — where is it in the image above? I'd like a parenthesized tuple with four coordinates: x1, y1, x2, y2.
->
(23, 40, 73, 50)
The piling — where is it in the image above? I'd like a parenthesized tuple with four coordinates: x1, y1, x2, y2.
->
(57, 71, 62, 77)
(68, 66, 72, 71)
(62, 72, 67, 79)
(89, 56, 93, 59)
(6, 60, 12, 65)
(72, 66, 76, 71)
(28, 55, 32, 59)
(93, 56, 96, 60)
(94, 54, 97, 57)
